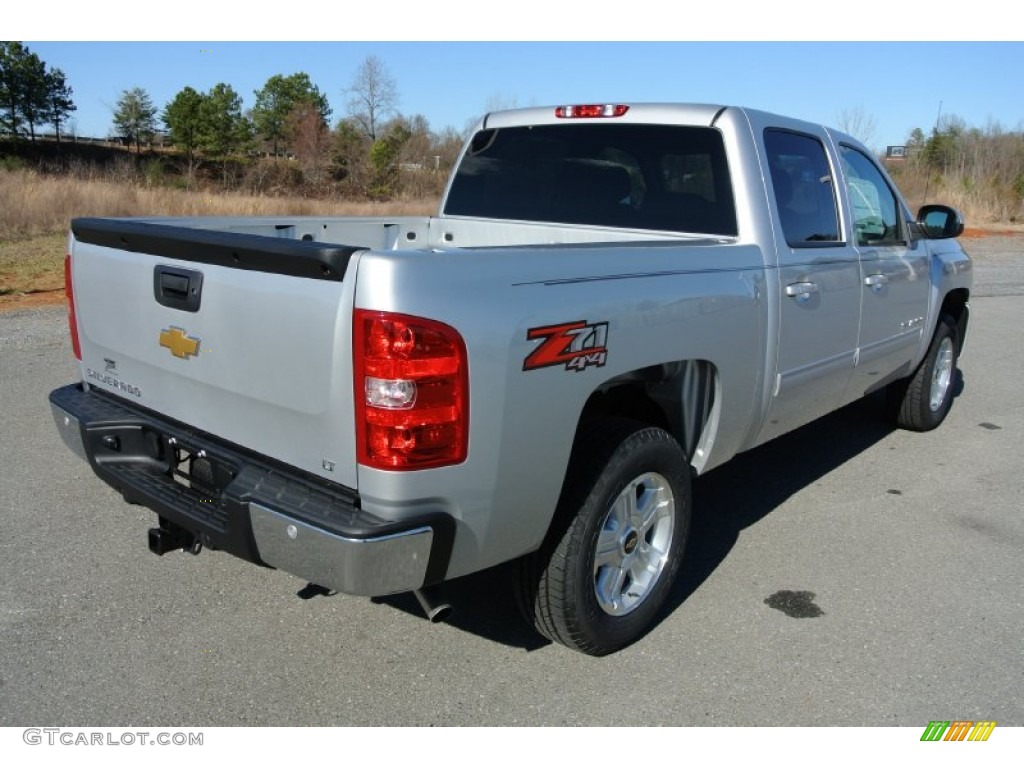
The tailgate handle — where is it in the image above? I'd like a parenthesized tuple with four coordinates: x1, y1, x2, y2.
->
(154, 266, 203, 312)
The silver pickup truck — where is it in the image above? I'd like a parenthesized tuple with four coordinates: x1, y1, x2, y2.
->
(50, 103, 971, 655)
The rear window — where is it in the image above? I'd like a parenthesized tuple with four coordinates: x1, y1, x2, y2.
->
(444, 123, 737, 236)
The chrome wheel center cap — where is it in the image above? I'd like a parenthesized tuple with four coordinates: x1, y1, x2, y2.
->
(623, 530, 639, 556)
(593, 471, 675, 617)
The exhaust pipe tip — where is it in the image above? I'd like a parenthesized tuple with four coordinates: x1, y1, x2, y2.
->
(414, 587, 453, 623)
(425, 603, 454, 623)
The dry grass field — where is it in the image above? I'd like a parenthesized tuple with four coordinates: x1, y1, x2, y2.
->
(0, 168, 437, 239)
(2, 164, 1019, 310)
(890, 169, 1023, 228)
(0, 169, 438, 307)
(0, 232, 67, 296)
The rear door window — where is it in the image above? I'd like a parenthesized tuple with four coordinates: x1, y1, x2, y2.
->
(764, 129, 842, 247)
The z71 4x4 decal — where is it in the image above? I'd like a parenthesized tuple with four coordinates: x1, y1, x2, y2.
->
(523, 320, 609, 372)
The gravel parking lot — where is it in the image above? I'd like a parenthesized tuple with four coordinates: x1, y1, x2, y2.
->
(1, 236, 1021, 727)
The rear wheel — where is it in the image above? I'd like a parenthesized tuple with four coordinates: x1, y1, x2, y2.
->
(517, 419, 690, 656)
(890, 314, 959, 431)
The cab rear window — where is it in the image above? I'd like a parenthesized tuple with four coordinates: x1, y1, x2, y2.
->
(444, 123, 737, 236)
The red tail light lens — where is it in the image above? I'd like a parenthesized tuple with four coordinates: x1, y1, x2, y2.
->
(65, 253, 82, 361)
(555, 104, 629, 119)
(354, 310, 468, 470)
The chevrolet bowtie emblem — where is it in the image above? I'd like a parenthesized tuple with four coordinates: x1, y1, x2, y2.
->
(159, 326, 201, 359)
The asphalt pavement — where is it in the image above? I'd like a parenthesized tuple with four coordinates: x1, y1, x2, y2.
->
(1, 236, 1021, 726)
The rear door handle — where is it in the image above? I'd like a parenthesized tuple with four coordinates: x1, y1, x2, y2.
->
(864, 273, 889, 291)
(785, 281, 819, 304)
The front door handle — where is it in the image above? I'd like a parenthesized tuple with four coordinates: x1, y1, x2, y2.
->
(864, 272, 888, 292)
(785, 281, 819, 304)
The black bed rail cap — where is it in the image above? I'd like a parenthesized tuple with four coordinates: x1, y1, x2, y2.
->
(71, 217, 358, 282)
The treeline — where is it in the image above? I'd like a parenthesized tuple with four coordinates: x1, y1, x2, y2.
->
(5, 43, 1024, 219)
(888, 117, 1024, 223)
(152, 57, 467, 200)
(1, 47, 465, 201)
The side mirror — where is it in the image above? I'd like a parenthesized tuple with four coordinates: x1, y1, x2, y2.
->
(916, 204, 965, 239)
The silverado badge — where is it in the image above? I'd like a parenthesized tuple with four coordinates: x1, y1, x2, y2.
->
(159, 327, 201, 360)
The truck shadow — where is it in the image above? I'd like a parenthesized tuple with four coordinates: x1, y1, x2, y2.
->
(372, 562, 550, 651)
(374, 373, 964, 653)
(669, 395, 895, 610)
(661, 371, 964, 629)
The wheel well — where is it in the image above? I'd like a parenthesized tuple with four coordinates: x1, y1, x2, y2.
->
(940, 288, 970, 353)
(576, 360, 717, 465)
(579, 381, 670, 432)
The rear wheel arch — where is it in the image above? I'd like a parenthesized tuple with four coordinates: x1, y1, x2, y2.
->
(574, 359, 718, 470)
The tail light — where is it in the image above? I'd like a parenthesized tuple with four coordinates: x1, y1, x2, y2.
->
(555, 104, 629, 119)
(354, 310, 468, 470)
(65, 253, 82, 360)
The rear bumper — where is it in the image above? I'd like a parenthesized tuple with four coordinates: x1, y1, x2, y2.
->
(49, 383, 454, 596)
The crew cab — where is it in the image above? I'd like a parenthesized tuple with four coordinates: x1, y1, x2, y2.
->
(50, 103, 971, 655)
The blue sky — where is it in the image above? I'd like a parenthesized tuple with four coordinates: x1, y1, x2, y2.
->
(14, 3, 1022, 151)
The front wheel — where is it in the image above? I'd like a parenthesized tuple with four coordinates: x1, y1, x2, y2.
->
(517, 419, 690, 656)
(890, 314, 960, 431)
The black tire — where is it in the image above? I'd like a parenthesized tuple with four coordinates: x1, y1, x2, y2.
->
(890, 314, 959, 431)
(517, 418, 690, 656)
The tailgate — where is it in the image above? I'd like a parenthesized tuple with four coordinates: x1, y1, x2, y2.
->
(69, 218, 362, 489)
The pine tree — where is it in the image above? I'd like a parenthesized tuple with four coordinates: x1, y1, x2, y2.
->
(200, 83, 249, 156)
(163, 86, 206, 178)
(0, 42, 33, 138)
(200, 83, 251, 185)
(252, 73, 330, 156)
(44, 68, 76, 145)
(113, 87, 157, 153)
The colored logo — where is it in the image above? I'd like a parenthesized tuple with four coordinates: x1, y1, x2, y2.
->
(523, 320, 609, 373)
(920, 720, 996, 742)
(159, 327, 201, 360)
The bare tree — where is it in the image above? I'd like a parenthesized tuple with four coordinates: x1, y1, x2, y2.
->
(836, 106, 878, 150)
(393, 113, 431, 168)
(289, 103, 331, 187)
(485, 92, 519, 113)
(345, 55, 397, 142)
(331, 118, 372, 194)
(459, 92, 521, 137)
(434, 125, 467, 171)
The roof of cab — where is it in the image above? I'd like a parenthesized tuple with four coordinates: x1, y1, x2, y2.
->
(479, 103, 730, 130)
